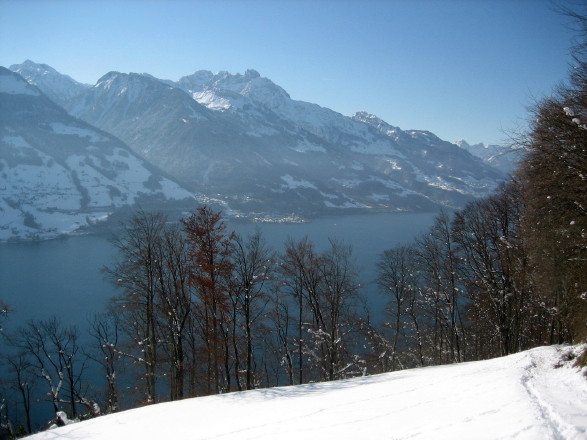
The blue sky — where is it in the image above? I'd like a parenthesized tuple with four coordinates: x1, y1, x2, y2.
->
(0, 0, 579, 144)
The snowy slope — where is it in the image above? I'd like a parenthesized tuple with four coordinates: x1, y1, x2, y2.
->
(0, 67, 195, 241)
(25, 345, 587, 440)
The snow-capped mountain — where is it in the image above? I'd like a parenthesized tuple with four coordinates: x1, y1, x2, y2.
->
(10, 60, 90, 108)
(11, 61, 506, 217)
(0, 67, 195, 241)
(455, 139, 522, 174)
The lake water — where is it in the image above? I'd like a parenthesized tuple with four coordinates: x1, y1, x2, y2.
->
(0, 211, 439, 334)
(0, 211, 438, 427)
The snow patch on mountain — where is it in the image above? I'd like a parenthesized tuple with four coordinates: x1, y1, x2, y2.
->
(324, 199, 368, 209)
(280, 174, 318, 190)
(191, 90, 236, 110)
(290, 140, 326, 153)
(0, 138, 194, 241)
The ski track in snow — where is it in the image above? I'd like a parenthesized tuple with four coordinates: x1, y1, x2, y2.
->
(24, 345, 587, 440)
(521, 346, 587, 440)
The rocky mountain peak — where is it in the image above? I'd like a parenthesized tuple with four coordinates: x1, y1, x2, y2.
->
(9, 60, 89, 106)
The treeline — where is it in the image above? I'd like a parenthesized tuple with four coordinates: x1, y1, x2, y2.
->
(101, 207, 368, 402)
(0, 207, 372, 434)
(374, 179, 583, 371)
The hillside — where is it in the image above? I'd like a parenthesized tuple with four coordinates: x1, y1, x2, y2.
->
(25, 345, 587, 440)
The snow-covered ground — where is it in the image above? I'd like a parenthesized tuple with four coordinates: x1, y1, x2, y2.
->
(26, 345, 587, 440)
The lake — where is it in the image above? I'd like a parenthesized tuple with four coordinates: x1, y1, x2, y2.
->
(0, 211, 439, 427)
(0, 211, 439, 334)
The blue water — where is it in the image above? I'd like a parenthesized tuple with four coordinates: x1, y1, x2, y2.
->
(0, 211, 438, 427)
(0, 211, 438, 333)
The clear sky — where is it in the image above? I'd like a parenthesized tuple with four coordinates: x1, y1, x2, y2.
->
(0, 0, 580, 144)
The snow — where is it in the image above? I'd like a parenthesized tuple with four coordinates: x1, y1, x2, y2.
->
(324, 199, 368, 209)
(0, 143, 192, 241)
(280, 174, 317, 190)
(9, 60, 90, 102)
(384, 159, 402, 170)
(330, 178, 363, 188)
(290, 139, 327, 153)
(192, 91, 239, 110)
(370, 193, 390, 201)
(24, 345, 587, 440)
(181, 70, 412, 156)
(350, 139, 399, 155)
(454, 139, 520, 174)
(245, 124, 279, 137)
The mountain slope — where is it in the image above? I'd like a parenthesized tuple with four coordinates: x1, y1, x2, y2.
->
(11, 61, 506, 217)
(0, 67, 194, 241)
(59, 66, 504, 216)
(455, 139, 522, 174)
(25, 345, 587, 440)
(10, 60, 90, 108)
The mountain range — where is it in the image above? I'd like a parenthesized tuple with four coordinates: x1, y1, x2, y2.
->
(2, 60, 515, 240)
(0, 66, 195, 241)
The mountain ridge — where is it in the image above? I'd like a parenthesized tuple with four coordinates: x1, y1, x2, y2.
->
(455, 138, 522, 174)
(9, 59, 90, 108)
(6, 60, 507, 223)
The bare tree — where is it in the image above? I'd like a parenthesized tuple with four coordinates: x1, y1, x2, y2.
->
(279, 238, 365, 382)
(268, 286, 296, 385)
(0, 301, 9, 336)
(153, 225, 194, 400)
(88, 313, 122, 413)
(279, 237, 320, 384)
(6, 354, 35, 434)
(452, 181, 538, 357)
(231, 230, 274, 390)
(376, 245, 424, 370)
(182, 206, 235, 394)
(314, 239, 363, 380)
(12, 318, 85, 419)
(416, 210, 466, 364)
(106, 210, 167, 404)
